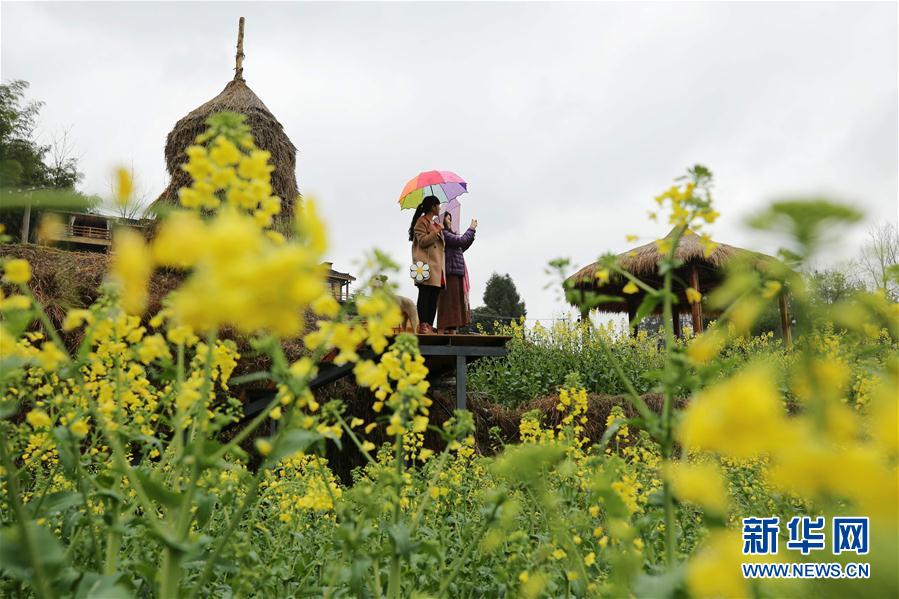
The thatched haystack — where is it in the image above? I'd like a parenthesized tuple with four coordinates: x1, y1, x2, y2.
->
(150, 18, 298, 231)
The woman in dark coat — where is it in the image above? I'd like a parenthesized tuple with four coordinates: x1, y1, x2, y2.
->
(436, 212, 477, 334)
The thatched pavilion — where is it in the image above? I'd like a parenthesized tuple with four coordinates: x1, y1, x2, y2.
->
(565, 227, 792, 342)
(150, 18, 298, 231)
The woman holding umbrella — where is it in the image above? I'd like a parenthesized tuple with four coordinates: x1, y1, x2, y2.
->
(437, 211, 478, 334)
(401, 170, 470, 334)
(409, 195, 445, 333)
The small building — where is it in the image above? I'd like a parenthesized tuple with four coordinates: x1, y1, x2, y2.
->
(324, 262, 355, 303)
(41, 211, 147, 253)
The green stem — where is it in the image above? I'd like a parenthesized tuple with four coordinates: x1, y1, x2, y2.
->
(436, 502, 500, 597)
(103, 524, 121, 576)
(335, 415, 379, 467)
(387, 431, 404, 599)
(210, 343, 330, 463)
(0, 429, 55, 599)
(69, 436, 103, 570)
(595, 336, 655, 425)
(660, 224, 687, 566)
(228, 371, 274, 386)
(159, 547, 181, 599)
(189, 471, 263, 597)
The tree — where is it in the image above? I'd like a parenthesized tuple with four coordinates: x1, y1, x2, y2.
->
(0, 80, 49, 188)
(856, 222, 899, 301)
(470, 273, 526, 333)
(809, 267, 865, 304)
(0, 80, 87, 242)
(46, 129, 83, 190)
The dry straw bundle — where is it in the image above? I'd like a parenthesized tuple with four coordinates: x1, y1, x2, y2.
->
(151, 18, 299, 231)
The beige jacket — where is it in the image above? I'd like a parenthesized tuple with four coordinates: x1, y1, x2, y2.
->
(411, 214, 445, 287)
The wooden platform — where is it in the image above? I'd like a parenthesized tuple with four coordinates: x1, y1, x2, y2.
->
(243, 334, 510, 419)
(414, 334, 510, 409)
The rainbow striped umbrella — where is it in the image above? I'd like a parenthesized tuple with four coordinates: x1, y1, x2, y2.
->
(398, 170, 468, 209)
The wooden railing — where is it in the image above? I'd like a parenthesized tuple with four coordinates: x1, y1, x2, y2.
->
(330, 285, 350, 303)
(66, 225, 111, 240)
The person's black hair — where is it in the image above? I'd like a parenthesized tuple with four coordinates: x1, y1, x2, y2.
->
(408, 196, 441, 241)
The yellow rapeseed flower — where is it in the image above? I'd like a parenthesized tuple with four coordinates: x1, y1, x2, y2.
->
(685, 287, 702, 304)
(209, 135, 242, 167)
(622, 281, 639, 295)
(70, 418, 90, 438)
(519, 571, 547, 599)
(151, 211, 204, 268)
(678, 365, 788, 458)
(761, 280, 782, 300)
(26, 409, 52, 429)
(0, 294, 30, 311)
(666, 460, 729, 513)
(4, 259, 31, 284)
(38, 343, 67, 370)
(110, 229, 152, 315)
(686, 530, 749, 599)
(62, 309, 94, 331)
(686, 329, 726, 365)
(115, 167, 133, 207)
(256, 439, 273, 456)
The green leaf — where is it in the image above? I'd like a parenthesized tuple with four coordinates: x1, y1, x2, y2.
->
(195, 492, 216, 529)
(632, 294, 661, 329)
(32, 491, 81, 517)
(0, 188, 94, 211)
(387, 523, 418, 559)
(268, 430, 323, 463)
(75, 572, 134, 599)
(632, 565, 685, 599)
(0, 522, 66, 581)
(134, 471, 181, 509)
(52, 426, 78, 478)
(0, 399, 19, 420)
(564, 288, 624, 311)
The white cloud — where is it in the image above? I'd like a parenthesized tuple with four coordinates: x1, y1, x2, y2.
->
(2, 2, 895, 321)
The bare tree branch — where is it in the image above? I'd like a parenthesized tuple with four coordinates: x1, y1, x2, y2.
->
(857, 221, 899, 300)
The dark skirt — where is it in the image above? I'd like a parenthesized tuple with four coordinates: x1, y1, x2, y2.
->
(436, 274, 470, 330)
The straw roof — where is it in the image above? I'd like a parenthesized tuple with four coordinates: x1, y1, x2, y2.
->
(565, 227, 780, 313)
(150, 18, 298, 231)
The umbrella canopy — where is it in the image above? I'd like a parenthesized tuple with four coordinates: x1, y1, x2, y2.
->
(399, 170, 467, 209)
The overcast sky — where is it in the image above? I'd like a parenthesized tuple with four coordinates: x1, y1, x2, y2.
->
(3, 2, 897, 323)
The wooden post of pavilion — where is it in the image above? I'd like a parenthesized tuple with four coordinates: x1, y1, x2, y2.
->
(779, 290, 792, 348)
(689, 264, 704, 335)
(672, 309, 683, 338)
(627, 301, 637, 338)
